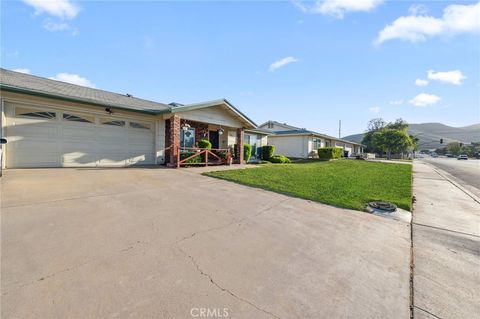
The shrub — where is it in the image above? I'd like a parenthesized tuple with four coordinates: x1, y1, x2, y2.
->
(198, 139, 212, 150)
(244, 143, 253, 162)
(317, 147, 343, 160)
(270, 155, 291, 163)
(180, 151, 201, 164)
(262, 145, 275, 160)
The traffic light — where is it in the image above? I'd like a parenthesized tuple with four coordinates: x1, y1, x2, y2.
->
(440, 139, 443, 144)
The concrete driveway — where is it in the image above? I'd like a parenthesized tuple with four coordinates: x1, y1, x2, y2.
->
(1, 167, 410, 318)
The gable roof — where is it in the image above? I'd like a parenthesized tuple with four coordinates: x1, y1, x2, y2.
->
(0, 69, 256, 129)
(264, 121, 365, 146)
(0, 68, 170, 114)
(259, 120, 302, 131)
(169, 99, 257, 128)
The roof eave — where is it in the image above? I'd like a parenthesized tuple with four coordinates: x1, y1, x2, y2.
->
(0, 85, 164, 115)
(169, 98, 257, 129)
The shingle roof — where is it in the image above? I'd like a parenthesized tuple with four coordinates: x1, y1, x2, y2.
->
(270, 128, 364, 146)
(0, 68, 170, 114)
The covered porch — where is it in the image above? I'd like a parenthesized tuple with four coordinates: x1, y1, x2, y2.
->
(162, 99, 256, 168)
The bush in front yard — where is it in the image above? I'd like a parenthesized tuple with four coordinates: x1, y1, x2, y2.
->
(180, 151, 201, 164)
(198, 139, 212, 150)
(244, 143, 253, 162)
(317, 147, 343, 160)
(262, 145, 275, 160)
(270, 155, 291, 163)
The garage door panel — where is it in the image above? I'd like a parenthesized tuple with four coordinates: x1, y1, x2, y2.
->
(12, 139, 59, 152)
(10, 123, 58, 138)
(5, 103, 155, 168)
(130, 154, 155, 165)
(97, 156, 128, 167)
(61, 125, 97, 139)
(62, 153, 97, 167)
(10, 151, 59, 167)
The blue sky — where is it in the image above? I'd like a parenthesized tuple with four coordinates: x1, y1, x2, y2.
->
(1, 0, 479, 136)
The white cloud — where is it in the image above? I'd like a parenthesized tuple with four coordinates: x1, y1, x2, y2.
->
(409, 93, 441, 107)
(369, 106, 381, 113)
(427, 69, 465, 85)
(49, 73, 95, 88)
(375, 1, 480, 44)
(293, 0, 383, 18)
(415, 78, 429, 86)
(22, 0, 80, 19)
(389, 99, 404, 106)
(269, 56, 299, 71)
(43, 20, 70, 32)
(13, 68, 31, 74)
(408, 4, 428, 16)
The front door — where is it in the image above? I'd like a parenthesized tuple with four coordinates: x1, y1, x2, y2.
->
(209, 131, 219, 149)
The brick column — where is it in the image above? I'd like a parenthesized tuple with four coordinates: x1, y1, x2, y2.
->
(236, 128, 244, 164)
(169, 115, 181, 166)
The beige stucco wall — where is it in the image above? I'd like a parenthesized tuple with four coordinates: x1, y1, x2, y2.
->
(268, 135, 309, 158)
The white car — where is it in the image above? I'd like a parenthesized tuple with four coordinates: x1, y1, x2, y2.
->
(457, 154, 468, 160)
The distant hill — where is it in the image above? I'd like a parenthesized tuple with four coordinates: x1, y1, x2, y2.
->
(343, 122, 480, 150)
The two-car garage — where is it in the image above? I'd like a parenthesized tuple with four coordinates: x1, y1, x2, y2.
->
(3, 101, 156, 168)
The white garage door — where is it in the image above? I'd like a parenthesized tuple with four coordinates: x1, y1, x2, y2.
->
(4, 103, 155, 168)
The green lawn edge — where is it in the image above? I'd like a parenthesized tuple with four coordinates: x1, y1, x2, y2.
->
(203, 161, 412, 212)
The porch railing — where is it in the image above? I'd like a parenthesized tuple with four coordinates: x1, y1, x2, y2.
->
(176, 146, 232, 168)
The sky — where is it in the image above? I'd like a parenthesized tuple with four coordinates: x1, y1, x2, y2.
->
(1, 0, 479, 137)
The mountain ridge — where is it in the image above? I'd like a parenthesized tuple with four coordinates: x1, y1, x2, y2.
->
(343, 122, 480, 149)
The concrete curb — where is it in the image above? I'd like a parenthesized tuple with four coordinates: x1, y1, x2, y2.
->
(418, 160, 480, 204)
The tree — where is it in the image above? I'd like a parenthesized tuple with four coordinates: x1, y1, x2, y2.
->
(362, 118, 387, 153)
(446, 142, 461, 155)
(362, 118, 412, 155)
(372, 128, 414, 159)
(386, 118, 409, 131)
(367, 118, 387, 132)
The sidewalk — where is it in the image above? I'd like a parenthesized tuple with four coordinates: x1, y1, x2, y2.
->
(412, 161, 480, 318)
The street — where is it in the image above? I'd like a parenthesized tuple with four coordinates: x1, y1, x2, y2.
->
(420, 157, 480, 197)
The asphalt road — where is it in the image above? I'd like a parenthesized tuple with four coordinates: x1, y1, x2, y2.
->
(420, 157, 480, 196)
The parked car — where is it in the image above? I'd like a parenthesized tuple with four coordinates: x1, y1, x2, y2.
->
(431, 152, 438, 158)
(457, 154, 468, 160)
(0, 138, 7, 177)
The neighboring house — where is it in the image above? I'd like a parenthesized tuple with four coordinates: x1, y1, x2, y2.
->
(244, 128, 271, 160)
(259, 121, 364, 158)
(0, 68, 256, 168)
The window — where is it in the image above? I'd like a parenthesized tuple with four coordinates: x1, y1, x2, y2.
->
(180, 127, 195, 148)
(63, 113, 94, 123)
(101, 119, 125, 127)
(313, 138, 322, 150)
(267, 122, 274, 129)
(129, 122, 151, 130)
(16, 107, 56, 119)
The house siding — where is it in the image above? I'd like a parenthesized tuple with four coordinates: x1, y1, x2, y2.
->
(268, 135, 309, 158)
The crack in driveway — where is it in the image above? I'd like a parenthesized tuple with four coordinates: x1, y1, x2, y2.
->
(174, 198, 292, 246)
(177, 247, 281, 319)
(172, 198, 292, 319)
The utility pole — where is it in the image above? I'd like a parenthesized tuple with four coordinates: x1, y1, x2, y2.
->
(338, 120, 341, 138)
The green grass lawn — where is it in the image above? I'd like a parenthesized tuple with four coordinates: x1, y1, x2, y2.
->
(204, 160, 412, 211)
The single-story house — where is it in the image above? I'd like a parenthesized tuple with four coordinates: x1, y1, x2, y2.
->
(259, 121, 364, 158)
(0, 68, 256, 168)
(244, 128, 271, 160)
